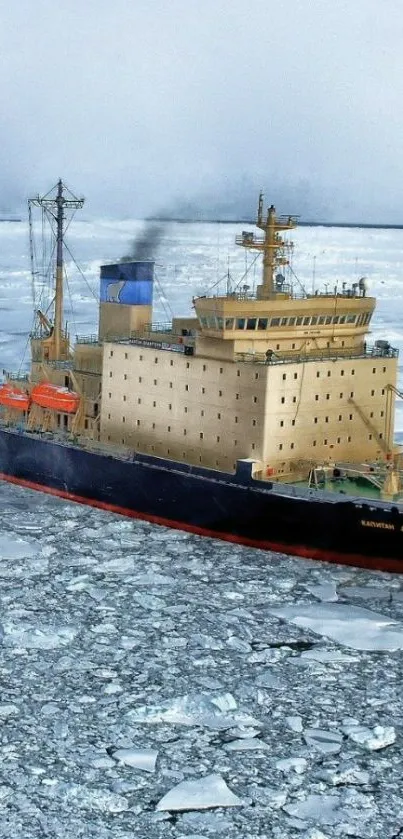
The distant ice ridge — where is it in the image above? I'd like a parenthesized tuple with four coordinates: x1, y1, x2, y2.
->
(269, 602, 403, 650)
(127, 692, 261, 729)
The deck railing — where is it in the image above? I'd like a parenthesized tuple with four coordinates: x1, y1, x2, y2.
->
(235, 344, 398, 365)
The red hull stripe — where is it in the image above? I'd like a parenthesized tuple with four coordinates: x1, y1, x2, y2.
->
(0, 471, 401, 574)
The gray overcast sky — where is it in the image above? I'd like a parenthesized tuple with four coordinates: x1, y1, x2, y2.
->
(0, 0, 402, 220)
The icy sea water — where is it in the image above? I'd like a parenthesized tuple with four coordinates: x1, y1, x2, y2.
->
(0, 220, 402, 836)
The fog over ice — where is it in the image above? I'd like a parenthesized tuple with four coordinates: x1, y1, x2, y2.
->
(0, 0, 403, 222)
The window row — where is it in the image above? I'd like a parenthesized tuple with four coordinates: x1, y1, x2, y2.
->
(199, 312, 369, 331)
(278, 432, 379, 450)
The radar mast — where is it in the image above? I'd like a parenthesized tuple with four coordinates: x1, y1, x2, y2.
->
(29, 180, 84, 360)
(236, 193, 297, 299)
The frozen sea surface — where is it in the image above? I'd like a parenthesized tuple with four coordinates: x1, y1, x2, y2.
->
(0, 482, 400, 838)
(0, 221, 402, 836)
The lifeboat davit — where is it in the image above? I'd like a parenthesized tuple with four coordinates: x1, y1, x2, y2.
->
(0, 383, 30, 412)
(31, 383, 80, 414)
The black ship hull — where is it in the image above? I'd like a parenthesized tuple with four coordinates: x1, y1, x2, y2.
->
(0, 427, 402, 573)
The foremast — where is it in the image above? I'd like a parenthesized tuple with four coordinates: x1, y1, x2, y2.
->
(29, 180, 84, 363)
(236, 193, 297, 299)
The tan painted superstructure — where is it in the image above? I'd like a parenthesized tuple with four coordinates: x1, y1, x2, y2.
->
(16, 191, 400, 487)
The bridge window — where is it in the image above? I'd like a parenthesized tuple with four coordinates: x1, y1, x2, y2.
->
(247, 318, 257, 330)
(303, 317, 310, 325)
(311, 316, 318, 325)
(289, 317, 296, 326)
(281, 317, 288, 326)
(318, 316, 326, 325)
(325, 316, 332, 325)
(271, 317, 281, 327)
(346, 314, 356, 323)
(258, 318, 268, 329)
(296, 317, 303, 325)
(217, 317, 224, 329)
(236, 318, 246, 329)
(225, 318, 234, 329)
(339, 316, 346, 324)
(332, 316, 339, 324)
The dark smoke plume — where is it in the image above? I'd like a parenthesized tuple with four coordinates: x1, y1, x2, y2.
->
(120, 221, 166, 262)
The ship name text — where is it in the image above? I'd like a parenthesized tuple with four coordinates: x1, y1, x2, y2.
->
(361, 519, 395, 530)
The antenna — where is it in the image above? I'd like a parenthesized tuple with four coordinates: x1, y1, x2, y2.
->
(29, 180, 84, 358)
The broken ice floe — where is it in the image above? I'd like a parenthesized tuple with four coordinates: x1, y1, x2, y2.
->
(156, 773, 244, 811)
(305, 582, 338, 602)
(127, 692, 261, 730)
(299, 648, 359, 663)
(60, 783, 129, 813)
(3, 622, 77, 649)
(0, 533, 38, 560)
(286, 715, 303, 733)
(277, 757, 307, 774)
(269, 602, 403, 650)
(303, 728, 343, 754)
(223, 737, 268, 751)
(283, 793, 341, 825)
(317, 764, 371, 786)
(111, 747, 158, 772)
(342, 722, 396, 750)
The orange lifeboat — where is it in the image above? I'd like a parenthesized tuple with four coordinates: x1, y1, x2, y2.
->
(0, 383, 30, 412)
(31, 383, 80, 414)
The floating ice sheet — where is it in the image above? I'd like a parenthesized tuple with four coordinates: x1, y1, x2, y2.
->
(127, 692, 261, 729)
(283, 793, 341, 825)
(305, 582, 338, 602)
(156, 773, 244, 811)
(342, 722, 396, 750)
(3, 622, 78, 649)
(112, 747, 158, 772)
(223, 737, 268, 751)
(269, 602, 403, 650)
(0, 533, 38, 560)
(303, 728, 343, 754)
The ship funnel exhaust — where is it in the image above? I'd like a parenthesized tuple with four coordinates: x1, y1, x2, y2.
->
(121, 221, 165, 262)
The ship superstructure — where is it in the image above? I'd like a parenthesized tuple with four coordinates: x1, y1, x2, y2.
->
(5, 185, 401, 490)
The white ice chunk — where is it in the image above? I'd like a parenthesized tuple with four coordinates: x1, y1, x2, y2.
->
(129, 572, 174, 585)
(4, 622, 77, 649)
(283, 793, 340, 825)
(92, 757, 115, 769)
(286, 716, 303, 732)
(127, 692, 261, 729)
(210, 693, 237, 712)
(226, 636, 252, 652)
(342, 722, 396, 750)
(0, 703, 19, 718)
(156, 773, 244, 811)
(112, 747, 158, 772)
(306, 582, 338, 602)
(303, 728, 343, 754)
(95, 556, 135, 573)
(300, 649, 359, 663)
(277, 757, 307, 773)
(223, 738, 268, 751)
(320, 765, 370, 786)
(269, 602, 403, 650)
(0, 534, 38, 560)
(63, 783, 129, 813)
